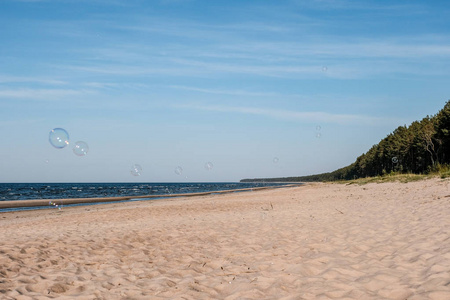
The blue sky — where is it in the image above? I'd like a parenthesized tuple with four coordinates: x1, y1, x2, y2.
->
(1, 0, 449, 182)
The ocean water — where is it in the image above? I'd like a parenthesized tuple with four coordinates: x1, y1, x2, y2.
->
(0, 182, 290, 211)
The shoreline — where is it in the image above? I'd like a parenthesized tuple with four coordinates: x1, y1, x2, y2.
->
(0, 183, 302, 210)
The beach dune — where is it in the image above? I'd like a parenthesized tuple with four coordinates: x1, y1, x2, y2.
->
(1, 178, 449, 299)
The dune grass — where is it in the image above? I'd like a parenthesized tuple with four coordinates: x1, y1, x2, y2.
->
(339, 167, 450, 185)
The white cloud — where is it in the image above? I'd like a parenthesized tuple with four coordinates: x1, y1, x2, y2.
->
(0, 88, 93, 100)
(0, 75, 67, 85)
(168, 85, 294, 98)
(5, 2, 449, 84)
(57, 63, 203, 77)
(65, 35, 450, 80)
(174, 103, 386, 125)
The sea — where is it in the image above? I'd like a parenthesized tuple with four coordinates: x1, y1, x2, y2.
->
(0, 182, 290, 212)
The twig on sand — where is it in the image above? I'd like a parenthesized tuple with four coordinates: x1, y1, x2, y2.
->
(335, 208, 344, 214)
(261, 202, 274, 211)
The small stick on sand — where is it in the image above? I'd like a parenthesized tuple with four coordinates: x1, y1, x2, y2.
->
(335, 208, 344, 214)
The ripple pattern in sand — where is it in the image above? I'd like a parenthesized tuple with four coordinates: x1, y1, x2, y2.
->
(1, 179, 449, 299)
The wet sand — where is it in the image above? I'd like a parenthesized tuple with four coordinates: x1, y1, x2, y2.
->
(1, 178, 449, 299)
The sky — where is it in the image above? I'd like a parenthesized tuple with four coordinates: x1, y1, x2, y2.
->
(1, 0, 449, 183)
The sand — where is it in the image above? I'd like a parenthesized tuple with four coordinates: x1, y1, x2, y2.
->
(1, 178, 449, 299)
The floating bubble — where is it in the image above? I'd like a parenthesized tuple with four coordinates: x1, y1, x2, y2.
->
(73, 141, 89, 156)
(273, 157, 279, 164)
(130, 164, 142, 176)
(45, 159, 49, 164)
(175, 166, 183, 175)
(49, 128, 69, 149)
(316, 132, 322, 138)
(316, 125, 321, 131)
(49, 201, 61, 210)
(392, 157, 398, 164)
(322, 66, 328, 72)
(204, 162, 213, 171)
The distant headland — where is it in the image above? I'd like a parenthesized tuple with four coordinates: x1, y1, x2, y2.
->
(242, 100, 450, 182)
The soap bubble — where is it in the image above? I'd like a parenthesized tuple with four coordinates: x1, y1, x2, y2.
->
(73, 141, 89, 156)
(322, 66, 328, 72)
(204, 162, 213, 171)
(392, 157, 398, 164)
(49, 201, 61, 210)
(175, 166, 183, 175)
(49, 128, 69, 149)
(273, 157, 279, 164)
(130, 164, 142, 176)
(315, 125, 322, 138)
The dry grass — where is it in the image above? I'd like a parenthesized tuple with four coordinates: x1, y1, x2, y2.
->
(339, 173, 436, 185)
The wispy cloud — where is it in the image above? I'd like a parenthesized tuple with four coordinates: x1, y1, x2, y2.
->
(118, 19, 296, 42)
(289, 0, 426, 12)
(6, 0, 48, 2)
(174, 103, 387, 125)
(9, 3, 445, 82)
(0, 88, 93, 100)
(55, 63, 210, 79)
(0, 75, 67, 85)
(6, 0, 129, 4)
(169, 85, 297, 98)
(4, 1, 450, 85)
(59, 32, 450, 80)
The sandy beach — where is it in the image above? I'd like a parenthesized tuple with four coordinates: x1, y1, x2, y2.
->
(1, 178, 449, 299)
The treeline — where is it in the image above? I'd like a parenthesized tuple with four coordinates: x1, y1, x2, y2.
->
(241, 100, 450, 182)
